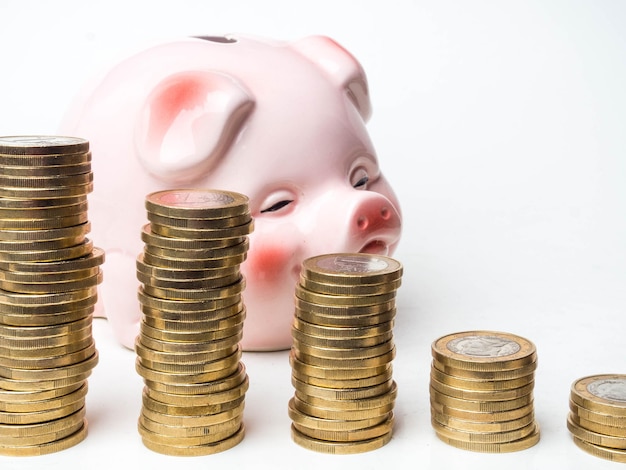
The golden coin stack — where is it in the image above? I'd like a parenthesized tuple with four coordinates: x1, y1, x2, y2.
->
(0, 135, 103, 456)
(288, 253, 402, 454)
(429, 330, 540, 453)
(134, 188, 253, 456)
(568, 374, 626, 463)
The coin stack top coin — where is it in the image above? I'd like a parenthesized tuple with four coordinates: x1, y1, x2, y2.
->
(429, 330, 540, 453)
(135, 188, 252, 456)
(568, 374, 626, 463)
(288, 253, 402, 454)
(0, 136, 103, 456)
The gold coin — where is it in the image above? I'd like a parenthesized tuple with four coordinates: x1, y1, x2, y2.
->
(0, 152, 91, 168)
(0, 383, 83, 405)
(292, 338, 394, 361)
(570, 374, 626, 417)
(0, 351, 98, 381)
(301, 253, 403, 286)
(0, 306, 94, 328)
(0, 271, 102, 294)
(0, 201, 88, 219)
(135, 338, 239, 365)
(431, 417, 537, 444)
(567, 412, 626, 448)
(144, 237, 249, 260)
(146, 189, 249, 218)
(0, 418, 84, 447)
(138, 347, 241, 374)
(295, 285, 396, 307)
(569, 412, 626, 438)
(136, 255, 239, 282)
(150, 220, 253, 240)
(293, 414, 394, 443)
(0, 247, 104, 273)
(430, 399, 535, 423)
(140, 401, 245, 427)
(0, 315, 93, 338)
(0, 194, 87, 209)
(142, 362, 247, 396)
(293, 345, 396, 369)
(141, 278, 245, 301)
(0, 372, 90, 392)
(287, 397, 391, 431)
(141, 301, 244, 323)
(298, 276, 401, 296)
(0, 421, 87, 456)
(0, 293, 97, 315)
(0, 397, 85, 425)
(142, 391, 245, 417)
(432, 331, 537, 372)
(431, 407, 536, 433)
(141, 310, 246, 333)
(0, 162, 91, 177)
(0, 265, 100, 284)
(430, 366, 535, 392)
(147, 211, 252, 230)
(0, 406, 84, 437)
(139, 412, 242, 438)
(141, 224, 243, 250)
(141, 250, 247, 270)
(145, 376, 248, 407)
(138, 330, 242, 354)
(0, 213, 88, 231)
(294, 296, 396, 317)
(140, 423, 244, 456)
(0, 239, 94, 263)
(137, 286, 241, 312)
(569, 400, 626, 427)
(292, 376, 394, 401)
(0, 326, 92, 350)
(430, 387, 533, 413)
(291, 424, 392, 454)
(295, 382, 397, 411)
(434, 423, 540, 453)
(292, 317, 394, 340)
(0, 182, 93, 199)
(291, 326, 393, 349)
(295, 307, 396, 328)
(572, 435, 626, 463)
(0, 341, 96, 371)
(431, 358, 538, 381)
(137, 270, 241, 290)
(291, 395, 394, 421)
(0, 383, 88, 413)
(0, 235, 87, 252)
(430, 376, 535, 402)
(139, 320, 243, 343)
(138, 419, 241, 446)
(135, 357, 240, 384)
(291, 365, 393, 390)
(0, 334, 93, 358)
(0, 221, 90, 242)
(0, 136, 89, 156)
(0, 172, 93, 189)
(289, 351, 391, 380)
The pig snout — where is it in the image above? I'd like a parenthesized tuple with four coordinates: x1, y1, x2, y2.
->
(347, 192, 402, 256)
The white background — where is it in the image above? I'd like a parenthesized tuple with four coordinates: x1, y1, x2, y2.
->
(1, 0, 625, 468)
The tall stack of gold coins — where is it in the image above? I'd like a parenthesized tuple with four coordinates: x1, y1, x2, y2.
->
(134, 189, 252, 456)
(0, 135, 103, 456)
(429, 330, 540, 453)
(568, 374, 626, 463)
(288, 253, 402, 454)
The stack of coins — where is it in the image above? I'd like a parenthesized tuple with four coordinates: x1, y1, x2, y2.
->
(429, 330, 540, 453)
(135, 189, 252, 456)
(0, 135, 103, 456)
(288, 253, 402, 454)
(568, 374, 626, 463)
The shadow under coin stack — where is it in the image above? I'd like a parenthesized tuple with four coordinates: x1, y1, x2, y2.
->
(288, 253, 402, 454)
(134, 189, 252, 456)
(0, 135, 103, 456)
(568, 374, 626, 463)
(429, 330, 540, 453)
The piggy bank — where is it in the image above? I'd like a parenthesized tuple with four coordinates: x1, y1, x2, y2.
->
(60, 34, 402, 351)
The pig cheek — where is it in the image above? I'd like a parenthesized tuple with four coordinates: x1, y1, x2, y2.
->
(243, 243, 298, 286)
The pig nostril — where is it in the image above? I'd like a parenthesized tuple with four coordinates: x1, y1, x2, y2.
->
(381, 206, 391, 220)
(357, 215, 369, 230)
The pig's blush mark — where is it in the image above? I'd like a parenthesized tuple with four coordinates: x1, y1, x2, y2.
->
(246, 245, 294, 283)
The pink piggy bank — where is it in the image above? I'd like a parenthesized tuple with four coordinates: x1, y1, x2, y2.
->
(60, 34, 402, 351)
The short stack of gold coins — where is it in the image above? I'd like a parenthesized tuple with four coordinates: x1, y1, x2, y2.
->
(134, 188, 253, 456)
(288, 253, 402, 454)
(0, 135, 103, 456)
(568, 374, 626, 463)
(429, 330, 540, 453)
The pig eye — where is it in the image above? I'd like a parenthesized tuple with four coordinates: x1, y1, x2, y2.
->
(260, 199, 293, 213)
(351, 168, 369, 189)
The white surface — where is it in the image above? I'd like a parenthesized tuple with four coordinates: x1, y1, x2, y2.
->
(1, 1, 626, 468)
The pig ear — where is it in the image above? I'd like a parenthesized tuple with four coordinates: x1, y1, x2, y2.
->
(290, 36, 372, 122)
(134, 70, 254, 183)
